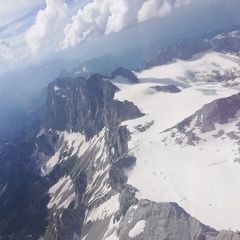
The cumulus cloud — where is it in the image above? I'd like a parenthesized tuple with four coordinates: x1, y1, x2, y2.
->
(25, 0, 68, 55)
(138, 0, 191, 22)
(61, 0, 192, 49)
(61, 0, 142, 48)
(0, 40, 14, 59)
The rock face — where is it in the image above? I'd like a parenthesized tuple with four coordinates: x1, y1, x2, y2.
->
(1, 71, 240, 240)
(161, 92, 240, 146)
(211, 31, 240, 54)
(118, 200, 217, 240)
(145, 40, 209, 68)
(110, 68, 139, 83)
(0, 74, 142, 240)
(46, 74, 141, 139)
(0, 140, 49, 239)
(177, 92, 240, 134)
(119, 200, 240, 240)
(151, 85, 181, 93)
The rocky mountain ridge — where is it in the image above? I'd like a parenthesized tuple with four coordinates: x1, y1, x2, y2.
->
(162, 92, 240, 146)
(145, 30, 240, 68)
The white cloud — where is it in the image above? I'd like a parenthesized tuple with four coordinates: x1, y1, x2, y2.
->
(61, 0, 192, 49)
(0, 0, 195, 62)
(61, 0, 142, 48)
(138, 0, 192, 22)
(104, 0, 144, 34)
(0, 0, 44, 27)
(25, 0, 68, 55)
(0, 40, 14, 60)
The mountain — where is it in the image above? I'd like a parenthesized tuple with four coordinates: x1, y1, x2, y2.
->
(114, 43, 240, 231)
(145, 30, 240, 68)
(1, 30, 240, 239)
(72, 54, 144, 78)
(0, 58, 79, 141)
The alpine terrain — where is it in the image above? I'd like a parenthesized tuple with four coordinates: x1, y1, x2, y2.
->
(1, 27, 240, 240)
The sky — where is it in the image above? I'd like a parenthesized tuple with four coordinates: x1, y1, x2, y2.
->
(0, 0, 240, 74)
(0, 0, 195, 70)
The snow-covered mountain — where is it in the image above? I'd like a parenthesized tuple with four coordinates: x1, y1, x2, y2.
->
(1, 30, 240, 240)
(115, 50, 240, 232)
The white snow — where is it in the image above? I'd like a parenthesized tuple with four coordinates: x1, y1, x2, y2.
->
(41, 149, 61, 176)
(63, 129, 105, 158)
(114, 52, 240, 231)
(136, 52, 240, 84)
(103, 215, 122, 240)
(41, 129, 106, 176)
(48, 175, 75, 209)
(128, 220, 146, 238)
(104, 232, 119, 240)
(213, 31, 240, 40)
(54, 85, 60, 91)
(85, 194, 120, 223)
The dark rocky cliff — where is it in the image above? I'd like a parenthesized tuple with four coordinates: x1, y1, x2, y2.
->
(0, 74, 142, 239)
(162, 92, 240, 146)
(46, 74, 142, 139)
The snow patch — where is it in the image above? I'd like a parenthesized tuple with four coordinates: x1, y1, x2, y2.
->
(48, 175, 75, 209)
(129, 220, 146, 238)
(41, 149, 61, 176)
(54, 85, 60, 91)
(136, 52, 240, 85)
(85, 194, 120, 223)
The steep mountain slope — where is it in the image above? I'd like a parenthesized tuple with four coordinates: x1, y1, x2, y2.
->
(1, 32, 240, 240)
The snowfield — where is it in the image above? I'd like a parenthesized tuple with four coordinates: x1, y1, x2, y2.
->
(128, 220, 146, 238)
(114, 52, 240, 231)
(136, 51, 240, 84)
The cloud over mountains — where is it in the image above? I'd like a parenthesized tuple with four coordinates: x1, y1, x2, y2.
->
(61, 0, 191, 49)
(2, 0, 239, 66)
(0, 40, 14, 59)
(17, 0, 193, 54)
(25, 0, 68, 55)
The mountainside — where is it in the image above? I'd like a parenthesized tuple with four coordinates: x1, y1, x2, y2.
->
(145, 30, 240, 68)
(114, 48, 240, 232)
(1, 30, 240, 240)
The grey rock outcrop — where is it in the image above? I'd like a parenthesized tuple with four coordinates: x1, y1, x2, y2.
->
(145, 40, 209, 68)
(177, 92, 240, 134)
(111, 68, 139, 83)
(162, 91, 240, 146)
(151, 85, 181, 93)
(118, 200, 217, 240)
(211, 31, 240, 54)
(118, 200, 240, 240)
(46, 74, 142, 139)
